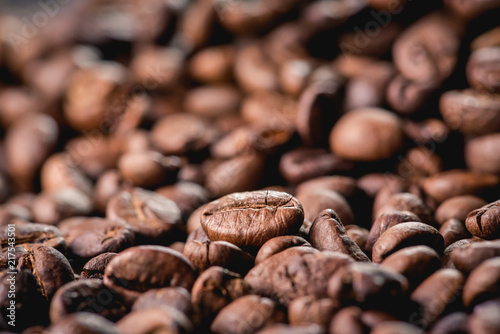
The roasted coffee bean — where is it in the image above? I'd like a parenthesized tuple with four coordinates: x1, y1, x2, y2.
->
(441, 237, 486, 269)
(210, 295, 286, 334)
(356, 173, 403, 199)
(371, 222, 444, 263)
(375, 193, 434, 225)
(296, 79, 343, 146)
(58, 217, 134, 264)
(132, 287, 194, 318)
(205, 152, 266, 198)
(183, 240, 254, 274)
(50, 279, 127, 323)
(94, 170, 129, 213)
(386, 75, 436, 115)
(440, 90, 500, 135)
(17, 244, 75, 301)
(151, 113, 217, 156)
(0, 270, 49, 330)
(468, 300, 500, 334)
(296, 176, 360, 201)
(191, 266, 252, 323)
(398, 146, 443, 180)
(106, 188, 183, 245)
(439, 219, 471, 248)
(328, 306, 367, 334)
(156, 182, 209, 219)
(366, 211, 422, 254)
(5, 113, 58, 191)
(345, 225, 369, 250)
(46, 312, 119, 334)
(103, 246, 196, 304)
(117, 151, 181, 188)
(201, 190, 304, 248)
(435, 195, 487, 225)
(255, 236, 311, 265)
(392, 13, 461, 85)
(184, 85, 242, 119)
(465, 133, 500, 174)
(117, 307, 193, 334)
(309, 209, 369, 261)
(0, 221, 66, 253)
(188, 45, 234, 83)
(466, 47, 500, 93)
(40, 153, 93, 197)
(328, 262, 409, 310)
(256, 324, 325, 334)
(240, 91, 296, 128)
(279, 59, 315, 97)
(465, 200, 500, 239)
(296, 189, 355, 227)
(32, 188, 93, 226)
(246, 247, 353, 306)
(381, 246, 441, 289)
(329, 108, 404, 161)
(186, 227, 210, 244)
(371, 321, 423, 334)
(429, 312, 469, 334)
(81, 253, 117, 279)
(463, 257, 500, 308)
(422, 170, 499, 204)
(444, 0, 500, 21)
(279, 148, 353, 185)
(451, 240, 500, 273)
(288, 296, 338, 327)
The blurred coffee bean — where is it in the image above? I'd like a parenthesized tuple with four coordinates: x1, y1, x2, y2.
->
(468, 300, 500, 334)
(255, 236, 311, 265)
(189, 45, 234, 83)
(50, 279, 127, 323)
(288, 296, 338, 327)
(184, 85, 241, 119)
(465, 133, 500, 174)
(375, 192, 434, 225)
(429, 312, 469, 334)
(296, 188, 355, 226)
(345, 225, 369, 250)
(444, 0, 500, 21)
(466, 47, 500, 93)
(156, 182, 209, 219)
(386, 75, 436, 115)
(106, 188, 183, 245)
(330, 108, 405, 161)
(132, 287, 194, 318)
(46, 312, 119, 334)
(439, 218, 471, 248)
(451, 240, 500, 273)
(94, 170, 130, 213)
(462, 257, 500, 308)
(117, 307, 193, 334)
(435, 195, 487, 225)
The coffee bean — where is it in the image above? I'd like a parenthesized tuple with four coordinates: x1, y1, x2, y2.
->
(444, 0, 500, 21)
(280, 148, 353, 185)
(201, 190, 304, 248)
(58, 217, 134, 264)
(256, 324, 326, 334)
(381, 245, 441, 288)
(467, 47, 500, 93)
(465, 200, 500, 239)
(255, 236, 311, 265)
(468, 300, 500, 333)
(0, 221, 66, 253)
(151, 113, 217, 156)
(50, 279, 127, 323)
(375, 193, 434, 226)
(309, 209, 369, 261)
(441, 237, 486, 269)
(386, 75, 435, 115)
(117, 306, 193, 334)
(117, 151, 180, 188)
(371, 222, 444, 263)
(191, 266, 253, 324)
(296, 189, 355, 227)
(429, 312, 469, 334)
(345, 225, 369, 250)
(328, 262, 409, 310)
(462, 257, 500, 307)
(288, 296, 338, 327)
(440, 89, 500, 135)
(439, 218, 471, 248)
(451, 240, 500, 273)
(371, 321, 423, 334)
(156, 182, 209, 219)
(32, 188, 93, 226)
(94, 170, 129, 213)
(184, 85, 242, 119)
(106, 188, 183, 245)
(422, 170, 499, 204)
(103, 246, 196, 304)
(328, 306, 367, 334)
(132, 287, 194, 318)
(183, 239, 254, 274)
(246, 247, 353, 306)
(210, 295, 286, 334)
(366, 211, 422, 254)
(188, 45, 234, 83)
(435, 195, 487, 225)
(465, 133, 500, 174)
(329, 108, 405, 161)
(81, 253, 117, 279)
(46, 312, 119, 334)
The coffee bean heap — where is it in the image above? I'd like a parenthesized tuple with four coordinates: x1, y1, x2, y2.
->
(0, 0, 499, 333)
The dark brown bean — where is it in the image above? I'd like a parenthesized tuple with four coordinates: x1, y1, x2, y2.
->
(81, 253, 117, 279)
(435, 195, 487, 225)
(46, 313, 119, 334)
(465, 133, 500, 174)
(288, 296, 338, 327)
(439, 218, 471, 248)
(132, 287, 194, 319)
(462, 257, 500, 308)
(103, 246, 197, 304)
(451, 240, 500, 273)
(255, 236, 311, 265)
(467, 47, 500, 93)
(0, 221, 66, 253)
(465, 200, 500, 239)
(117, 308, 193, 334)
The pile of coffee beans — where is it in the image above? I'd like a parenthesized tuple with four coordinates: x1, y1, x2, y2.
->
(0, 0, 499, 333)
